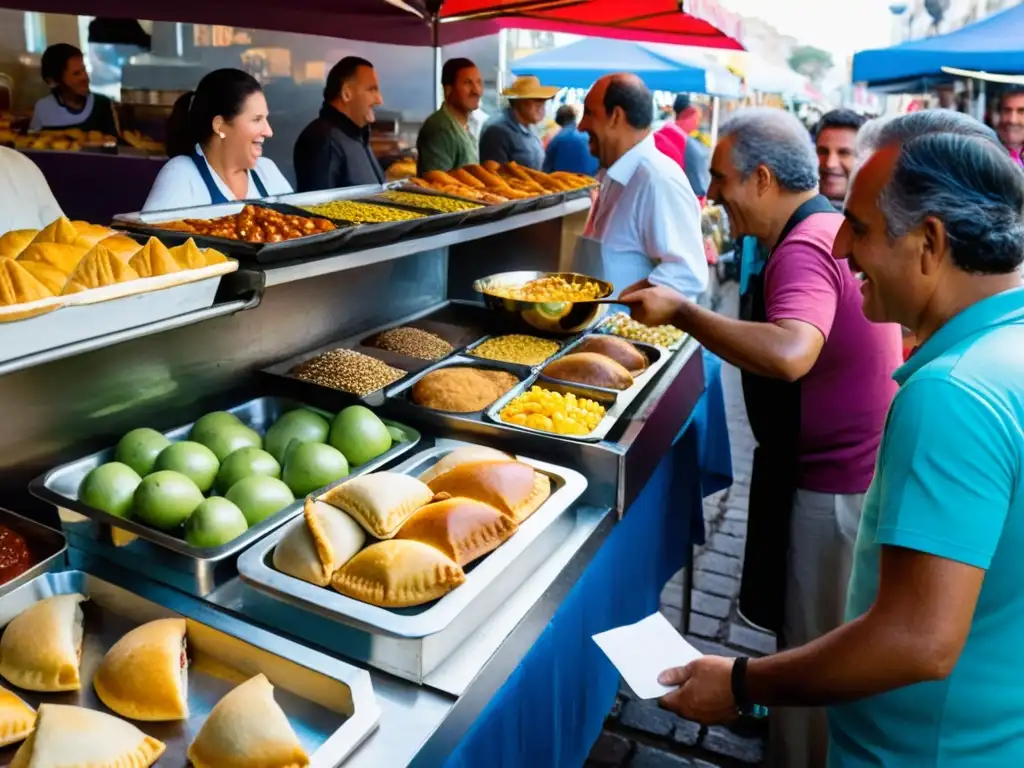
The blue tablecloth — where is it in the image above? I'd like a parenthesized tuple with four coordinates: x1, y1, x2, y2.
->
(444, 350, 732, 768)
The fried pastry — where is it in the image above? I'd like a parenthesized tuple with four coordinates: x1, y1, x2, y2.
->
(0, 260, 53, 308)
(418, 445, 512, 485)
(273, 499, 366, 586)
(72, 221, 116, 247)
(0, 593, 86, 692)
(61, 244, 140, 295)
(0, 688, 34, 747)
(30, 217, 79, 246)
(203, 246, 229, 266)
(97, 235, 143, 263)
(332, 539, 465, 607)
(319, 473, 433, 539)
(168, 238, 207, 270)
(10, 704, 164, 768)
(129, 237, 180, 277)
(16, 260, 66, 294)
(575, 335, 648, 374)
(187, 673, 309, 768)
(397, 497, 517, 566)
(543, 352, 634, 390)
(0, 230, 36, 260)
(411, 367, 518, 413)
(16, 243, 88, 275)
(427, 460, 551, 524)
(93, 618, 188, 722)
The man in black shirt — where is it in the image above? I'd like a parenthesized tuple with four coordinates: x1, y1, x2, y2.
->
(294, 57, 385, 191)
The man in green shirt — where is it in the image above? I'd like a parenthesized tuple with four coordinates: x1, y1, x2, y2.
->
(417, 58, 483, 175)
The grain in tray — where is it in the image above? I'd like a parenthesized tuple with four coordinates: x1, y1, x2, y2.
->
(379, 190, 482, 213)
(290, 348, 405, 396)
(370, 327, 453, 360)
(499, 386, 605, 436)
(600, 312, 685, 347)
(302, 200, 426, 223)
(470, 334, 560, 366)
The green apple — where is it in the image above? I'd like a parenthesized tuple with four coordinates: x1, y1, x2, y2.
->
(114, 428, 170, 477)
(154, 441, 219, 493)
(78, 462, 142, 518)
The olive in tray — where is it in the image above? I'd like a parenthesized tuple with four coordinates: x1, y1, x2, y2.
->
(159, 204, 334, 243)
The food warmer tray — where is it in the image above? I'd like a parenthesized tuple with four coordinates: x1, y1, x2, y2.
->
(390, 183, 521, 224)
(29, 396, 420, 597)
(112, 201, 354, 264)
(236, 441, 586, 679)
(260, 301, 499, 410)
(0, 569, 379, 767)
(0, 508, 67, 599)
(593, 314, 689, 352)
(461, 332, 571, 373)
(484, 337, 671, 443)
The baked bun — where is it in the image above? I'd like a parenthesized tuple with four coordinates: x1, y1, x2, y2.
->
(62, 244, 139, 294)
(97, 235, 143, 263)
(542, 352, 634, 390)
(0, 260, 53, 308)
(16, 243, 88, 275)
(129, 237, 180, 277)
(575, 335, 648, 373)
(72, 221, 116, 246)
(0, 230, 36, 260)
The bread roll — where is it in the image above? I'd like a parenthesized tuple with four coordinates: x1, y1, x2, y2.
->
(543, 352, 634, 390)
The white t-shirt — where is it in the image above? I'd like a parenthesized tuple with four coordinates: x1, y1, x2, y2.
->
(142, 144, 292, 212)
(30, 93, 95, 131)
(0, 147, 65, 233)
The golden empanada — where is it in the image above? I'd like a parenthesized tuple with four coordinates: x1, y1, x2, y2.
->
(320, 473, 434, 539)
(418, 445, 512, 485)
(98, 235, 143, 263)
(93, 618, 188, 722)
(0, 593, 85, 692)
(0, 230, 36, 260)
(427, 460, 551, 524)
(332, 539, 465, 607)
(397, 497, 517, 566)
(0, 687, 34, 747)
(273, 499, 365, 586)
(129, 237, 180, 278)
(30, 217, 79, 246)
(169, 238, 207, 270)
(16, 243, 88, 275)
(0, 260, 52, 308)
(16, 260, 66, 294)
(10, 704, 164, 768)
(72, 221, 116, 246)
(203, 246, 229, 266)
(187, 673, 309, 768)
(62, 244, 140, 295)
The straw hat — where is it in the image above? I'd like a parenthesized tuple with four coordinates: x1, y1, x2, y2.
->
(502, 75, 559, 100)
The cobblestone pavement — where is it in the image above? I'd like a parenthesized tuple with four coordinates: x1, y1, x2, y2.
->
(585, 284, 775, 768)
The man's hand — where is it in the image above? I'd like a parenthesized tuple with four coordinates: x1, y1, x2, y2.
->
(618, 284, 688, 327)
(618, 278, 651, 298)
(658, 656, 737, 724)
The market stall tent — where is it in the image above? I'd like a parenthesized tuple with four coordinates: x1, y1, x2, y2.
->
(851, 1, 1024, 87)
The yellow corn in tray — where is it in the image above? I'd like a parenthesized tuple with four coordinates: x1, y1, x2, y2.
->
(500, 386, 606, 436)
(470, 334, 560, 366)
(303, 200, 426, 223)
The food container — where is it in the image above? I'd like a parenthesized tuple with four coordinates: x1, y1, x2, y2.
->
(0, 508, 68, 598)
(485, 339, 670, 443)
(390, 183, 522, 224)
(0, 569, 380, 767)
(593, 313, 689, 352)
(29, 397, 420, 596)
(473, 270, 615, 335)
(236, 441, 587, 681)
(462, 332, 569, 373)
(112, 201, 352, 264)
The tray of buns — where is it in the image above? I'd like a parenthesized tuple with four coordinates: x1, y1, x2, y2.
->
(112, 202, 351, 264)
(261, 301, 498, 410)
(0, 569, 379, 767)
(30, 396, 419, 597)
(0, 509, 67, 599)
(237, 441, 587, 639)
(484, 335, 670, 443)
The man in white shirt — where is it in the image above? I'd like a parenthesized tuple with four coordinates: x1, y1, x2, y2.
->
(573, 73, 707, 300)
(0, 147, 64, 232)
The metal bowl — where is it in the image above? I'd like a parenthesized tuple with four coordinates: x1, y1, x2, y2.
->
(473, 270, 614, 335)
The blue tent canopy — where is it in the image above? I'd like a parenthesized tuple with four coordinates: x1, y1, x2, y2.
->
(510, 37, 742, 98)
(852, 3, 1024, 87)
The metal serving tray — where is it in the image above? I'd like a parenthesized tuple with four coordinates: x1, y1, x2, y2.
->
(484, 338, 670, 443)
(462, 332, 571, 373)
(0, 509, 67, 599)
(0, 570, 379, 767)
(237, 442, 587, 646)
(593, 313, 689, 352)
(29, 396, 420, 596)
(112, 201, 353, 264)
(389, 183, 519, 225)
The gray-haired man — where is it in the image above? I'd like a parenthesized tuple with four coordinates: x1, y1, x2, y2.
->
(623, 107, 903, 768)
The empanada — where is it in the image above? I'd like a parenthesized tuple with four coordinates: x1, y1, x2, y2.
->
(0, 260, 52, 308)
(168, 238, 207, 270)
(0, 687, 34, 747)
(30, 217, 79, 246)
(93, 618, 188, 721)
(16, 260, 66, 294)
(418, 445, 512, 485)
(0, 230, 36, 260)
(320, 473, 434, 539)
(332, 539, 465, 607)
(203, 246, 229, 266)
(273, 499, 365, 586)
(427, 460, 551, 524)
(0, 593, 85, 692)
(16, 243, 88, 275)
(129, 237, 181, 278)
(542, 352, 634, 390)
(10, 704, 164, 768)
(397, 497, 517, 566)
(72, 221, 116, 247)
(98, 235, 143, 263)
(61, 244, 139, 295)
(187, 673, 309, 768)
(575, 335, 648, 374)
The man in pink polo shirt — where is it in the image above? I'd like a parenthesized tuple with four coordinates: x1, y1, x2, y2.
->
(997, 88, 1024, 168)
(623, 108, 903, 768)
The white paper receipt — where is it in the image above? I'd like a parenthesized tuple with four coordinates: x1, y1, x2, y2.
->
(592, 612, 704, 699)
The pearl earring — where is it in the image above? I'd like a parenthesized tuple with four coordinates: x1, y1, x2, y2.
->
(218, 131, 226, 139)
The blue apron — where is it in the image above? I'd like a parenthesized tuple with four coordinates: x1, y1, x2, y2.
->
(189, 151, 269, 205)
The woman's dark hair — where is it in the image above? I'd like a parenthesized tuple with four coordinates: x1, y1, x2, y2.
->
(40, 43, 83, 87)
(166, 68, 263, 158)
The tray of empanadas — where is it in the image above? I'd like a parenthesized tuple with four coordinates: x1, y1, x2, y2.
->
(237, 441, 587, 638)
(0, 569, 379, 767)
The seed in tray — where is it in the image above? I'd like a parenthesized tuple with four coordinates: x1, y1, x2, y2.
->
(500, 386, 605, 436)
(302, 200, 426, 223)
(470, 334, 560, 366)
(371, 327, 453, 360)
(379, 190, 482, 213)
(290, 349, 405, 396)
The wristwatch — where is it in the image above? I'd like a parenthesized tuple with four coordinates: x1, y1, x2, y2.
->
(731, 657, 769, 719)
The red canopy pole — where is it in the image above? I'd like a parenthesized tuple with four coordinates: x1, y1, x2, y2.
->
(428, 0, 444, 109)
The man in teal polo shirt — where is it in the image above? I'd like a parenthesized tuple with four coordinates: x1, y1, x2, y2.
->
(655, 112, 1024, 766)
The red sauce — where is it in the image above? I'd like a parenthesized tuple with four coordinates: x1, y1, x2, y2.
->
(0, 526, 33, 585)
